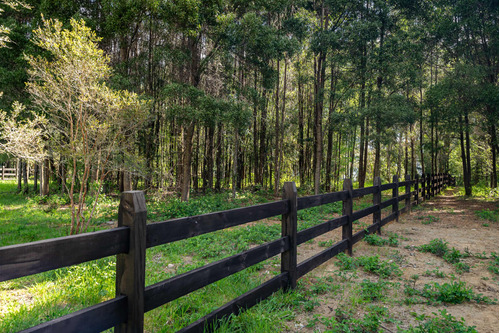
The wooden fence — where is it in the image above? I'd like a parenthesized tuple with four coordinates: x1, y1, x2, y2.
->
(0, 173, 452, 333)
(1, 166, 16, 180)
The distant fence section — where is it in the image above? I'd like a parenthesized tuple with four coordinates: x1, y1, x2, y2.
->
(1, 166, 16, 180)
(0, 173, 452, 332)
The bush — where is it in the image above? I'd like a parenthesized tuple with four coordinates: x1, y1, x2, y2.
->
(418, 239, 449, 257)
(474, 209, 498, 222)
(364, 233, 399, 247)
(406, 310, 477, 333)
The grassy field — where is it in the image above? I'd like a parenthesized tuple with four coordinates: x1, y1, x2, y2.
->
(0, 180, 495, 332)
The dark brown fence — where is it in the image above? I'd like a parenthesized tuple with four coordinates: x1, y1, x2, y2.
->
(0, 173, 452, 333)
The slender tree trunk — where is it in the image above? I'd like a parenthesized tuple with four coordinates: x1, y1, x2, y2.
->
(42, 159, 50, 195)
(464, 111, 472, 195)
(253, 70, 259, 185)
(357, 43, 367, 188)
(274, 59, 281, 196)
(181, 122, 195, 201)
(22, 161, 28, 193)
(326, 65, 337, 192)
(232, 131, 239, 198)
(215, 124, 223, 192)
(192, 126, 200, 192)
(298, 73, 305, 187)
(490, 124, 498, 188)
(459, 114, 472, 196)
(17, 159, 21, 192)
(258, 90, 268, 187)
(34, 163, 38, 193)
(419, 86, 425, 176)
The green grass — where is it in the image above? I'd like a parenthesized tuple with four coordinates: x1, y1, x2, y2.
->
(335, 253, 402, 278)
(0, 180, 350, 332)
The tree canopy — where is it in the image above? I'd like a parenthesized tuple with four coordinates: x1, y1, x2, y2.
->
(0, 0, 497, 217)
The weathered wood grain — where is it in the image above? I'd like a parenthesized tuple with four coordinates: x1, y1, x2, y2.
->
(297, 191, 348, 210)
(297, 240, 349, 278)
(146, 200, 289, 248)
(352, 204, 379, 222)
(144, 237, 289, 312)
(0, 227, 129, 282)
(342, 179, 353, 256)
(281, 182, 298, 289)
(115, 191, 147, 333)
(20, 296, 127, 333)
(296, 216, 348, 245)
(373, 177, 382, 235)
(352, 186, 377, 198)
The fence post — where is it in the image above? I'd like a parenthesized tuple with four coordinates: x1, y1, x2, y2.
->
(405, 175, 411, 212)
(414, 175, 419, 206)
(438, 174, 442, 193)
(281, 182, 298, 290)
(392, 175, 399, 222)
(373, 177, 382, 235)
(1, 165, 4, 180)
(426, 174, 431, 199)
(115, 191, 147, 333)
(342, 179, 353, 256)
(432, 174, 436, 197)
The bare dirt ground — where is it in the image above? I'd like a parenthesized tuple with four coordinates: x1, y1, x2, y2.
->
(287, 188, 499, 332)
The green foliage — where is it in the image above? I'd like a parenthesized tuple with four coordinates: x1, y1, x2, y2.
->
(488, 252, 499, 275)
(417, 239, 449, 257)
(417, 215, 440, 225)
(417, 239, 473, 274)
(357, 255, 402, 278)
(335, 253, 358, 271)
(474, 209, 498, 222)
(364, 233, 400, 247)
(406, 281, 495, 305)
(406, 310, 477, 333)
(335, 253, 402, 278)
(423, 269, 447, 279)
(359, 279, 389, 302)
(316, 304, 393, 332)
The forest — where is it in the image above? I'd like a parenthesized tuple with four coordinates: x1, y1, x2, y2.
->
(0, 0, 498, 232)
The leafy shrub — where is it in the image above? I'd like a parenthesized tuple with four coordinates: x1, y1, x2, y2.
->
(335, 253, 358, 271)
(364, 233, 399, 247)
(420, 281, 494, 304)
(418, 239, 473, 274)
(474, 209, 498, 222)
(423, 269, 447, 278)
(417, 215, 440, 225)
(406, 310, 477, 333)
(359, 279, 389, 302)
(318, 240, 334, 247)
(418, 239, 449, 257)
(357, 255, 402, 278)
(454, 262, 471, 274)
(443, 248, 462, 264)
(488, 252, 499, 275)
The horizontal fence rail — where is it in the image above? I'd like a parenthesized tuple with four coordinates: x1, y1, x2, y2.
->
(0, 173, 451, 332)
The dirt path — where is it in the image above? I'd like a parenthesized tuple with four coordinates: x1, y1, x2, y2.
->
(288, 188, 499, 332)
